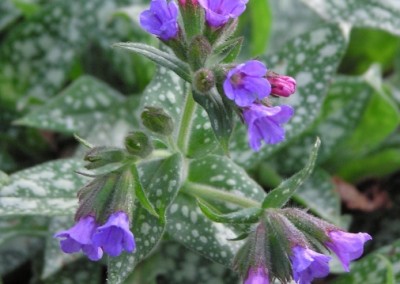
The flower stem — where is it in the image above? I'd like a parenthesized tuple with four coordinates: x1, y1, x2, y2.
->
(182, 182, 261, 208)
(177, 89, 196, 155)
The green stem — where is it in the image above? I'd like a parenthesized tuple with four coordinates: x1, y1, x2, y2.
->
(182, 182, 261, 208)
(177, 90, 196, 155)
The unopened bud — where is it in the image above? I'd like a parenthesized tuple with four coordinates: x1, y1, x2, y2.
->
(125, 132, 153, 158)
(84, 147, 126, 170)
(193, 68, 215, 94)
(141, 107, 174, 136)
(188, 35, 212, 70)
(266, 71, 296, 97)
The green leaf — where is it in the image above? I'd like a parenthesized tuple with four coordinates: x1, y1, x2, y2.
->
(0, 159, 86, 216)
(294, 169, 350, 227)
(0, 1, 20, 31)
(231, 24, 347, 168)
(124, 242, 239, 284)
(270, 76, 375, 174)
(16, 75, 125, 133)
(192, 90, 235, 153)
(167, 155, 265, 266)
(248, 0, 272, 55)
(212, 37, 244, 64)
(0, 216, 47, 246)
(262, 138, 320, 209)
(301, 0, 400, 36)
(107, 153, 183, 284)
(337, 149, 400, 182)
(198, 199, 262, 224)
(0, 0, 135, 107)
(113, 43, 192, 82)
(131, 165, 158, 218)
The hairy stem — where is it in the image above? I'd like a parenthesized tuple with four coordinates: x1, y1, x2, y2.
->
(177, 89, 196, 155)
(182, 182, 261, 208)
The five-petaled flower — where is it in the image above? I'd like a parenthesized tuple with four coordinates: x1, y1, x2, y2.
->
(223, 60, 271, 107)
(140, 0, 179, 40)
(326, 231, 372, 272)
(243, 104, 294, 151)
(198, 0, 249, 27)
(244, 266, 270, 284)
(290, 246, 331, 284)
(54, 216, 103, 261)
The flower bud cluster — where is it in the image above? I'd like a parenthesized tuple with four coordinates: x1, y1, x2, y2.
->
(139, 0, 297, 152)
(235, 209, 372, 284)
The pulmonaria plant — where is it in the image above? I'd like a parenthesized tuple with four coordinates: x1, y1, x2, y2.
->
(53, 0, 372, 283)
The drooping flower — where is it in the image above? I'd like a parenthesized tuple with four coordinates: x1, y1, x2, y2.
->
(244, 266, 270, 284)
(326, 231, 372, 272)
(290, 246, 331, 284)
(198, 0, 249, 27)
(243, 104, 294, 151)
(92, 211, 136, 257)
(140, 0, 179, 41)
(54, 216, 103, 261)
(223, 60, 271, 107)
(266, 72, 297, 97)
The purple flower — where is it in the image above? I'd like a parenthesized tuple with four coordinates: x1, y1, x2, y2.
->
(326, 231, 372, 272)
(54, 216, 103, 261)
(223, 60, 271, 107)
(267, 73, 297, 97)
(198, 0, 248, 27)
(244, 266, 269, 284)
(140, 0, 179, 40)
(92, 211, 136, 257)
(243, 104, 294, 151)
(291, 246, 331, 284)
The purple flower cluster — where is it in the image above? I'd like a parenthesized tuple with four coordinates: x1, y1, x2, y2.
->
(289, 231, 371, 284)
(223, 60, 295, 151)
(139, 0, 250, 40)
(244, 230, 371, 284)
(55, 212, 135, 261)
(140, 0, 180, 40)
(198, 0, 249, 27)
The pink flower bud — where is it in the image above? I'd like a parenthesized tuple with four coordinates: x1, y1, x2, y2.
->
(266, 72, 296, 97)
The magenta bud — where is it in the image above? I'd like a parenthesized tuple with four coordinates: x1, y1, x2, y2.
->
(266, 72, 296, 97)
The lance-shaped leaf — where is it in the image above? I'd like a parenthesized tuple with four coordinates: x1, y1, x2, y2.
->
(192, 90, 235, 153)
(211, 37, 243, 63)
(262, 138, 320, 209)
(131, 165, 158, 218)
(300, 0, 400, 36)
(197, 199, 262, 224)
(114, 43, 191, 82)
(107, 153, 183, 284)
(0, 159, 86, 216)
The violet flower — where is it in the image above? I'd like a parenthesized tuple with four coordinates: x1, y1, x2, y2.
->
(92, 212, 136, 257)
(140, 0, 179, 40)
(326, 231, 372, 272)
(290, 246, 331, 284)
(243, 104, 294, 151)
(54, 216, 103, 261)
(198, 0, 248, 27)
(266, 73, 296, 97)
(223, 60, 271, 107)
(244, 266, 269, 284)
